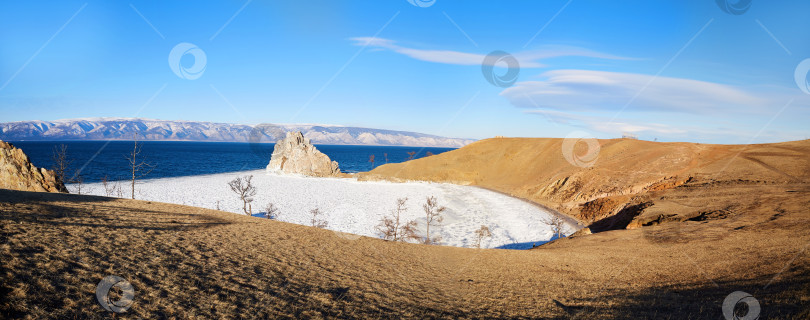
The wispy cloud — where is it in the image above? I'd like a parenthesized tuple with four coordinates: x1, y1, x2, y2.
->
(515, 70, 810, 143)
(529, 109, 687, 135)
(349, 37, 632, 68)
(526, 109, 803, 143)
(500, 69, 796, 114)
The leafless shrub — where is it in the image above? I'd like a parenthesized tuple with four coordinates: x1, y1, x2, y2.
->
(71, 175, 84, 195)
(541, 215, 567, 240)
(215, 201, 221, 211)
(228, 175, 257, 215)
(114, 183, 124, 198)
(425, 151, 434, 157)
(101, 175, 117, 197)
(310, 208, 328, 228)
(126, 136, 154, 199)
(375, 198, 419, 242)
(474, 225, 492, 248)
(383, 153, 388, 164)
(369, 154, 375, 169)
(265, 203, 280, 219)
(51, 144, 72, 185)
(421, 196, 445, 245)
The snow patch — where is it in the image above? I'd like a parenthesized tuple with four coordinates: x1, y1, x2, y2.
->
(79, 170, 574, 249)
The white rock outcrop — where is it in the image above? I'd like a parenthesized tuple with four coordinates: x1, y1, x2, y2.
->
(266, 132, 341, 177)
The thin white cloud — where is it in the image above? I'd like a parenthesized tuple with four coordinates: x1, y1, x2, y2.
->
(501, 69, 785, 114)
(350, 37, 632, 68)
(527, 109, 688, 135)
(524, 99, 809, 143)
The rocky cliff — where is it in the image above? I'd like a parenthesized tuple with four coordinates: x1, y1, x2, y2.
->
(266, 132, 341, 177)
(0, 140, 67, 193)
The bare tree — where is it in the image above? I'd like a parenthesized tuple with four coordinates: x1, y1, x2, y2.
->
(310, 208, 328, 228)
(100, 174, 123, 198)
(474, 225, 492, 249)
(265, 202, 280, 219)
(407, 151, 416, 160)
(72, 175, 84, 195)
(126, 136, 154, 199)
(51, 144, 72, 185)
(541, 215, 567, 240)
(375, 198, 419, 242)
(114, 182, 124, 198)
(383, 153, 388, 164)
(101, 175, 115, 197)
(369, 154, 375, 169)
(421, 196, 445, 245)
(51, 143, 83, 193)
(228, 175, 257, 215)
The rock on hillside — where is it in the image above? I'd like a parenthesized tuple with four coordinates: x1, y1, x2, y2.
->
(0, 140, 67, 193)
(266, 132, 341, 177)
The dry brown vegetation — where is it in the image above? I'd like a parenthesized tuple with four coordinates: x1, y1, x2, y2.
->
(0, 187, 808, 319)
(473, 225, 491, 249)
(375, 198, 419, 242)
(360, 138, 810, 233)
(1, 138, 809, 318)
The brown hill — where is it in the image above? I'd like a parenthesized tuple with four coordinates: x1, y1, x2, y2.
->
(0, 189, 808, 318)
(1, 138, 808, 318)
(0, 140, 66, 193)
(359, 138, 810, 233)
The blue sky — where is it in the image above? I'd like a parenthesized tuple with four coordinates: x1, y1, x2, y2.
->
(1, 0, 808, 143)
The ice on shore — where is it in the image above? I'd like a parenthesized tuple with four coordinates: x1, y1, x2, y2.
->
(78, 170, 576, 249)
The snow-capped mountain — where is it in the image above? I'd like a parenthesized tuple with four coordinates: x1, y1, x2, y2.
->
(0, 118, 474, 148)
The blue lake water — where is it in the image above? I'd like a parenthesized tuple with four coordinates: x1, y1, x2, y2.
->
(9, 141, 455, 183)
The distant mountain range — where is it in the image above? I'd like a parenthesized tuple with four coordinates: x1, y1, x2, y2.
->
(0, 118, 474, 148)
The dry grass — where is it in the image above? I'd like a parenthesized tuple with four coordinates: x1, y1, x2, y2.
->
(1, 188, 808, 319)
(359, 138, 810, 232)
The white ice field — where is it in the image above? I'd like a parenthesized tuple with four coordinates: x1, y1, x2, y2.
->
(77, 170, 577, 249)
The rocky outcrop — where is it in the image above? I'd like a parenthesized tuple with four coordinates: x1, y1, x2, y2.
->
(266, 132, 341, 177)
(0, 140, 67, 193)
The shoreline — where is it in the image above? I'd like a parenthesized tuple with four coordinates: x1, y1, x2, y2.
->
(471, 185, 585, 232)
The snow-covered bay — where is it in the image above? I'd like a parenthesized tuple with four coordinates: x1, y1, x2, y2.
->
(78, 170, 575, 249)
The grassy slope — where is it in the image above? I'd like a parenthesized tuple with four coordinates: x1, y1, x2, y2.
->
(360, 138, 810, 232)
(1, 189, 808, 319)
